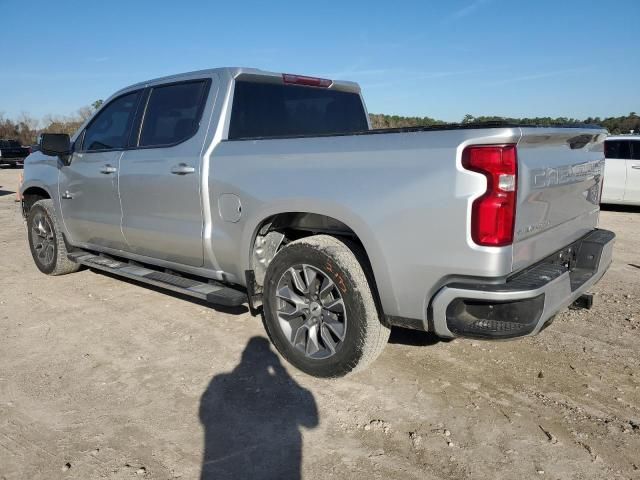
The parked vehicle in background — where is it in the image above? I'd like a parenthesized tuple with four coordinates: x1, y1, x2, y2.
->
(0, 139, 31, 167)
(601, 135, 640, 206)
(20, 67, 614, 377)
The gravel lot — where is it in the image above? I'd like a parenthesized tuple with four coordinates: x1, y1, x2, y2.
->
(1, 166, 639, 480)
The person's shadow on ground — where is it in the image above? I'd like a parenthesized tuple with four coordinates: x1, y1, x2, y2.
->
(199, 336, 318, 480)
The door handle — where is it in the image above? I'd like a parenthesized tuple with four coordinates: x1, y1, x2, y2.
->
(100, 164, 117, 174)
(171, 163, 195, 175)
(632, 165, 640, 170)
(61, 190, 73, 200)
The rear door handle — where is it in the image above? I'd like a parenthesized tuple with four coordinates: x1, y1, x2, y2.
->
(100, 164, 117, 174)
(171, 163, 195, 175)
(632, 165, 640, 170)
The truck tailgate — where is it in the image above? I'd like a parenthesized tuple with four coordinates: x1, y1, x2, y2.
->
(512, 127, 606, 271)
(1, 147, 28, 158)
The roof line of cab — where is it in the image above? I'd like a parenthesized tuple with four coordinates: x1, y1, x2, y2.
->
(109, 67, 361, 100)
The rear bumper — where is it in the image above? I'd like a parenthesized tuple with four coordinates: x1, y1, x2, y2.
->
(430, 229, 615, 339)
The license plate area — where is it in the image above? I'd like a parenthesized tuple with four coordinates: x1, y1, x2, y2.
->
(513, 229, 614, 292)
(547, 244, 579, 271)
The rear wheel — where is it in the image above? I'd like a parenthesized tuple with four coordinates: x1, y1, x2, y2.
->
(262, 235, 389, 378)
(27, 199, 80, 275)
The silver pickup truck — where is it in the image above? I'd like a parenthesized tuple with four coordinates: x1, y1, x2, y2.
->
(21, 67, 615, 377)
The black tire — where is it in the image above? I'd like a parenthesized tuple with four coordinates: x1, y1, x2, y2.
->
(27, 199, 80, 276)
(262, 235, 390, 378)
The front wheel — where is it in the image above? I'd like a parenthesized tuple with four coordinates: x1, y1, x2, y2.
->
(262, 235, 390, 378)
(27, 199, 80, 275)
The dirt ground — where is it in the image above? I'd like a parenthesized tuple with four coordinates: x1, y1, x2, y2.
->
(1, 166, 639, 480)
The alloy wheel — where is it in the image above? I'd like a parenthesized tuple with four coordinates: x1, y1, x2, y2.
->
(275, 264, 348, 359)
(30, 212, 55, 267)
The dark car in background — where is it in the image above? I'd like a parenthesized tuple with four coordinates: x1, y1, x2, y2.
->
(0, 139, 31, 167)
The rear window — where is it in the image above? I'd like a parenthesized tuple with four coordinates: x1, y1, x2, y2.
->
(604, 140, 631, 159)
(139, 80, 209, 147)
(228, 80, 368, 140)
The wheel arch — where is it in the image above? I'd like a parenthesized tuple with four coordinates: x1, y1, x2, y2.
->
(21, 184, 52, 217)
(245, 209, 396, 319)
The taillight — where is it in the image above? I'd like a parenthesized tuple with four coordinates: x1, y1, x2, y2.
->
(462, 144, 517, 247)
(282, 73, 332, 88)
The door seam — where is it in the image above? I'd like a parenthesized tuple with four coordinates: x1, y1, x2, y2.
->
(57, 166, 75, 244)
(116, 151, 131, 247)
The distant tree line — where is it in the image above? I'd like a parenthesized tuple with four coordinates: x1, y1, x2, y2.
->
(370, 112, 640, 134)
(369, 114, 447, 129)
(0, 100, 103, 146)
(1, 103, 638, 145)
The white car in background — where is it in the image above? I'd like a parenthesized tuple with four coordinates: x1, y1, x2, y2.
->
(602, 135, 640, 206)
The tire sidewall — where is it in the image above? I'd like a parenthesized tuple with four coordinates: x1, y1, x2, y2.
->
(263, 241, 369, 378)
(27, 203, 58, 275)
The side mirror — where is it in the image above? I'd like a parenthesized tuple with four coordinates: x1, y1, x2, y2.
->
(40, 133, 71, 157)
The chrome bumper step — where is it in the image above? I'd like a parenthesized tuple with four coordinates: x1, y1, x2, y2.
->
(67, 251, 247, 307)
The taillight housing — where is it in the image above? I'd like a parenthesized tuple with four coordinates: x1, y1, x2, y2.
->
(462, 144, 517, 247)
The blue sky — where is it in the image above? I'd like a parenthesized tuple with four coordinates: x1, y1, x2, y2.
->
(1, 0, 638, 122)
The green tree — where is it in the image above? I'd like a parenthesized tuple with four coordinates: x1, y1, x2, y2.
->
(462, 114, 475, 124)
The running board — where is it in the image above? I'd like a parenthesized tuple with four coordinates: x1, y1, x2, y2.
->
(68, 251, 247, 307)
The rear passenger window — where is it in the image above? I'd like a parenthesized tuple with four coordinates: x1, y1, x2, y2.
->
(84, 91, 141, 151)
(631, 141, 640, 160)
(138, 81, 209, 147)
(604, 140, 631, 160)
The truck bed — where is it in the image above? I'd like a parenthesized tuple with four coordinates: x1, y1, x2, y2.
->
(224, 121, 603, 141)
(212, 123, 607, 323)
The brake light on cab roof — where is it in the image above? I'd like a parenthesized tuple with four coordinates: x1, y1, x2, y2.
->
(282, 73, 332, 88)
